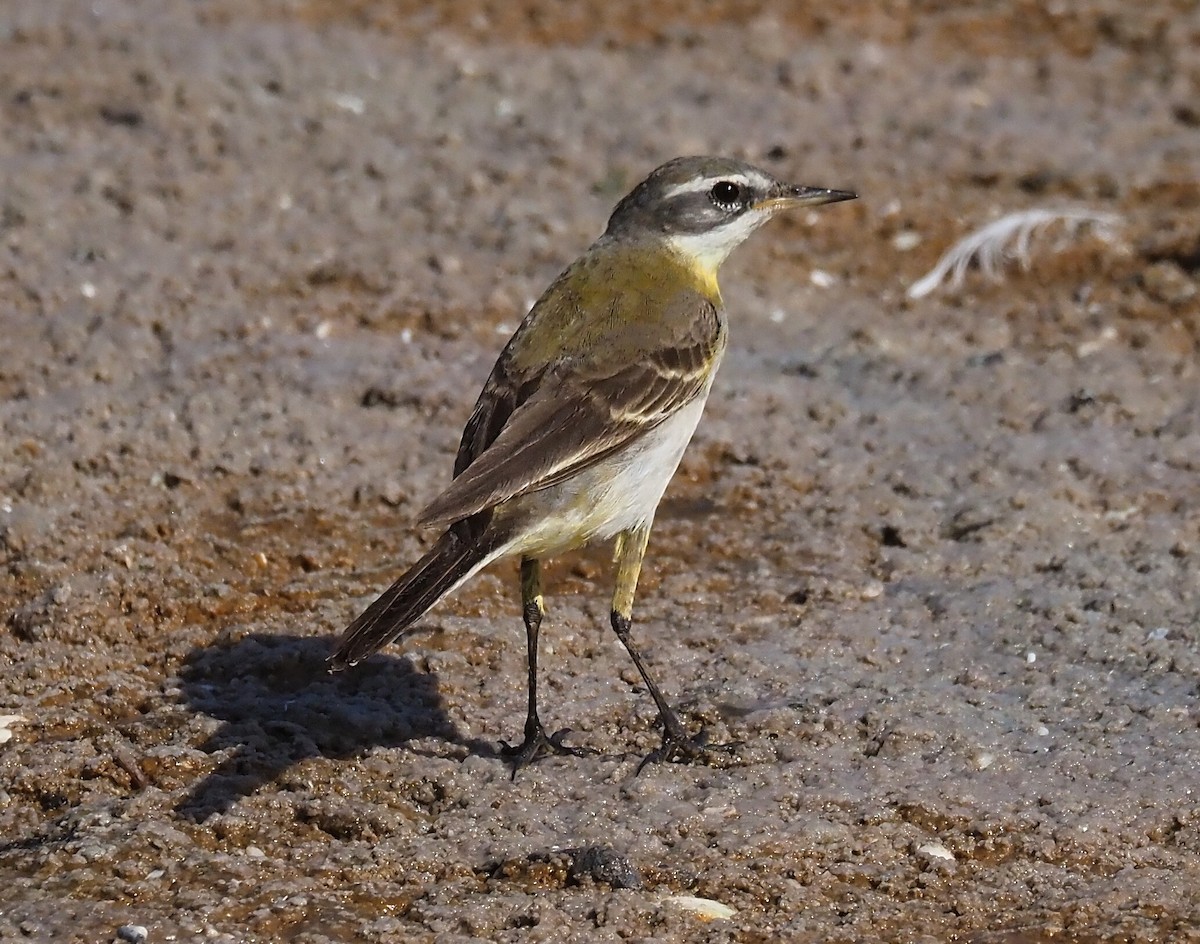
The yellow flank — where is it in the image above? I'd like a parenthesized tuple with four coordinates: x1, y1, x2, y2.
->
(507, 479, 628, 558)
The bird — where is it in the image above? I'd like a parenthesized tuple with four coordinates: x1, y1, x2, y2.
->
(328, 155, 856, 770)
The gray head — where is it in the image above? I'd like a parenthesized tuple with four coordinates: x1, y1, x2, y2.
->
(604, 156, 856, 268)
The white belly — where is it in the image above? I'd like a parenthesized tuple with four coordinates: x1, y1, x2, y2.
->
(503, 394, 710, 559)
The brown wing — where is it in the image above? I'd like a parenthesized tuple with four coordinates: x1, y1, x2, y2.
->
(451, 356, 538, 480)
(418, 299, 722, 528)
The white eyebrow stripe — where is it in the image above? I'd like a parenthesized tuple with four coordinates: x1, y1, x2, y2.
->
(661, 174, 755, 201)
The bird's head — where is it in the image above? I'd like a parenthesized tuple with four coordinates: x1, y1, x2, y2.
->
(603, 156, 856, 273)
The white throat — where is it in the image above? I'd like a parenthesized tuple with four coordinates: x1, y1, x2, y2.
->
(665, 211, 771, 270)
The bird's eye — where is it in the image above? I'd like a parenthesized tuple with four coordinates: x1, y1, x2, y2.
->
(709, 181, 742, 209)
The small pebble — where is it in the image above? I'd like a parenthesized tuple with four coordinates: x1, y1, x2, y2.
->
(1076, 324, 1118, 357)
(1141, 260, 1196, 305)
(116, 926, 148, 944)
(568, 845, 643, 890)
(859, 580, 885, 600)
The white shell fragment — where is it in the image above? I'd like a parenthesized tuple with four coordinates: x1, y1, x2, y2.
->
(666, 895, 738, 921)
(917, 842, 956, 862)
(0, 715, 26, 745)
(328, 92, 365, 114)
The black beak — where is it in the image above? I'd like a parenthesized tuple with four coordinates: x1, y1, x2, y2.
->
(755, 185, 858, 211)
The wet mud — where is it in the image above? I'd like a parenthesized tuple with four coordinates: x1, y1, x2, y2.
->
(1, 1, 1198, 941)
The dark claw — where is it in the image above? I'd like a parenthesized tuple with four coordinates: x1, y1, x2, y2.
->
(501, 722, 596, 776)
(636, 725, 739, 774)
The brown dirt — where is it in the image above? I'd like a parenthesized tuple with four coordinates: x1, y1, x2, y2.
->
(1, 1, 1198, 942)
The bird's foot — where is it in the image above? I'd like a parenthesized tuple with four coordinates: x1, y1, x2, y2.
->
(636, 721, 739, 774)
(501, 718, 595, 776)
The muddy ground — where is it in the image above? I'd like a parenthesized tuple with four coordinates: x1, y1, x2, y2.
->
(2, 1, 1199, 941)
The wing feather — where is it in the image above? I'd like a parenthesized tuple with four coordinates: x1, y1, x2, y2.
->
(418, 298, 722, 528)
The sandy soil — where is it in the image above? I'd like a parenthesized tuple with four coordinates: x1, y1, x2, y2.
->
(2, 1, 1198, 941)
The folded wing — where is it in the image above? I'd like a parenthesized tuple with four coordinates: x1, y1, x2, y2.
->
(419, 300, 722, 528)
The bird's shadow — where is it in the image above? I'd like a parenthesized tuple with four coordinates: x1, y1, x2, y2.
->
(174, 632, 499, 822)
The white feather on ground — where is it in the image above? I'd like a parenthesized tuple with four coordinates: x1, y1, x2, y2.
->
(907, 207, 1122, 299)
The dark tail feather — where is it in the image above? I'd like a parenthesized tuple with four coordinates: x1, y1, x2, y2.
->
(329, 530, 494, 671)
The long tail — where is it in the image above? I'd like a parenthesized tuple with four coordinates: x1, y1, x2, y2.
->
(328, 529, 498, 671)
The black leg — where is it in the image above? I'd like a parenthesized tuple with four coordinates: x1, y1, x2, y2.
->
(609, 609, 692, 743)
(501, 558, 591, 773)
(610, 528, 737, 771)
